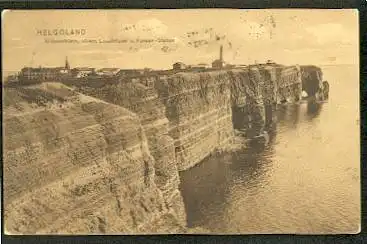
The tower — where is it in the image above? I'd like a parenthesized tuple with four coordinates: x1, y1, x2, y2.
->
(212, 45, 224, 69)
(65, 56, 70, 70)
(219, 45, 223, 62)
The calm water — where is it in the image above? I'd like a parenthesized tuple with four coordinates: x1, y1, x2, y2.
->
(179, 65, 360, 234)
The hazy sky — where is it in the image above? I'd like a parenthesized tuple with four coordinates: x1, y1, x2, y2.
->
(2, 9, 359, 72)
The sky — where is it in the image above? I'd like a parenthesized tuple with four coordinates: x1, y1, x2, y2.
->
(2, 9, 359, 72)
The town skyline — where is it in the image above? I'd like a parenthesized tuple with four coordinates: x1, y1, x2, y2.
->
(3, 9, 358, 73)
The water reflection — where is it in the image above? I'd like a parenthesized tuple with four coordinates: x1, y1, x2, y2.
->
(179, 153, 232, 228)
(179, 147, 275, 230)
(277, 103, 301, 127)
(180, 102, 283, 230)
(228, 145, 275, 188)
(276, 101, 323, 128)
(306, 101, 323, 119)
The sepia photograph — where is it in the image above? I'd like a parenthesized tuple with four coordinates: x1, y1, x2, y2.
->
(2, 9, 360, 235)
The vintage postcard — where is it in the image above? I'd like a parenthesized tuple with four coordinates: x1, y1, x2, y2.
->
(2, 9, 360, 234)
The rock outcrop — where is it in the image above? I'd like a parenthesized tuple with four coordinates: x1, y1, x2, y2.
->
(3, 83, 185, 234)
(300, 65, 329, 100)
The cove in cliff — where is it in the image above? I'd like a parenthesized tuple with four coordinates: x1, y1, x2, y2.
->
(3, 64, 328, 234)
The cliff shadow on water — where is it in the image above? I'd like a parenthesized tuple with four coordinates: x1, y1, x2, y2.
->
(179, 100, 325, 232)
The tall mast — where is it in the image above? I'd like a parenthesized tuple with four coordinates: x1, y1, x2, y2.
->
(220, 45, 223, 62)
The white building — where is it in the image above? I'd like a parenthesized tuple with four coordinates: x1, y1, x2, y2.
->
(173, 62, 187, 70)
(96, 68, 120, 77)
(72, 67, 95, 78)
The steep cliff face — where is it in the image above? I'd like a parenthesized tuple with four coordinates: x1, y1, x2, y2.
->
(76, 66, 304, 171)
(157, 71, 234, 170)
(229, 65, 302, 136)
(3, 83, 184, 234)
(75, 78, 186, 225)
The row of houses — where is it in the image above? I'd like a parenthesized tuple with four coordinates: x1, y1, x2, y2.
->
(16, 52, 280, 83)
(172, 45, 278, 72)
(19, 67, 69, 81)
(173, 45, 226, 71)
(74, 67, 153, 78)
(15, 56, 157, 82)
(172, 60, 278, 71)
(18, 65, 153, 81)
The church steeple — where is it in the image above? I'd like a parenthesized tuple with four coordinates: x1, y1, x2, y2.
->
(65, 56, 70, 70)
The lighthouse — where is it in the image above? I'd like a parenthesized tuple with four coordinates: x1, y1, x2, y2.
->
(212, 45, 225, 69)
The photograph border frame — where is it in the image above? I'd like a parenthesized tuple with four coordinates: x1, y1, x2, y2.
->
(1, 1, 365, 243)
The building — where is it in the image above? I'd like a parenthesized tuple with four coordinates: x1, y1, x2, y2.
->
(235, 64, 248, 68)
(20, 67, 52, 81)
(190, 63, 210, 69)
(212, 45, 225, 69)
(71, 67, 95, 78)
(96, 68, 120, 77)
(4, 73, 19, 84)
(116, 69, 147, 77)
(20, 67, 69, 81)
(225, 64, 236, 69)
(212, 59, 224, 69)
(19, 57, 71, 82)
(198, 63, 210, 68)
(173, 62, 187, 70)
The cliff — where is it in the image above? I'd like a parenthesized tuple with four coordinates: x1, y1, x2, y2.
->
(157, 71, 234, 170)
(70, 78, 187, 224)
(3, 65, 328, 234)
(3, 83, 185, 234)
(75, 65, 306, 171)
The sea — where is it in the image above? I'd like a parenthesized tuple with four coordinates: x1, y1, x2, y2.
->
(179, 64, 360, 234)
